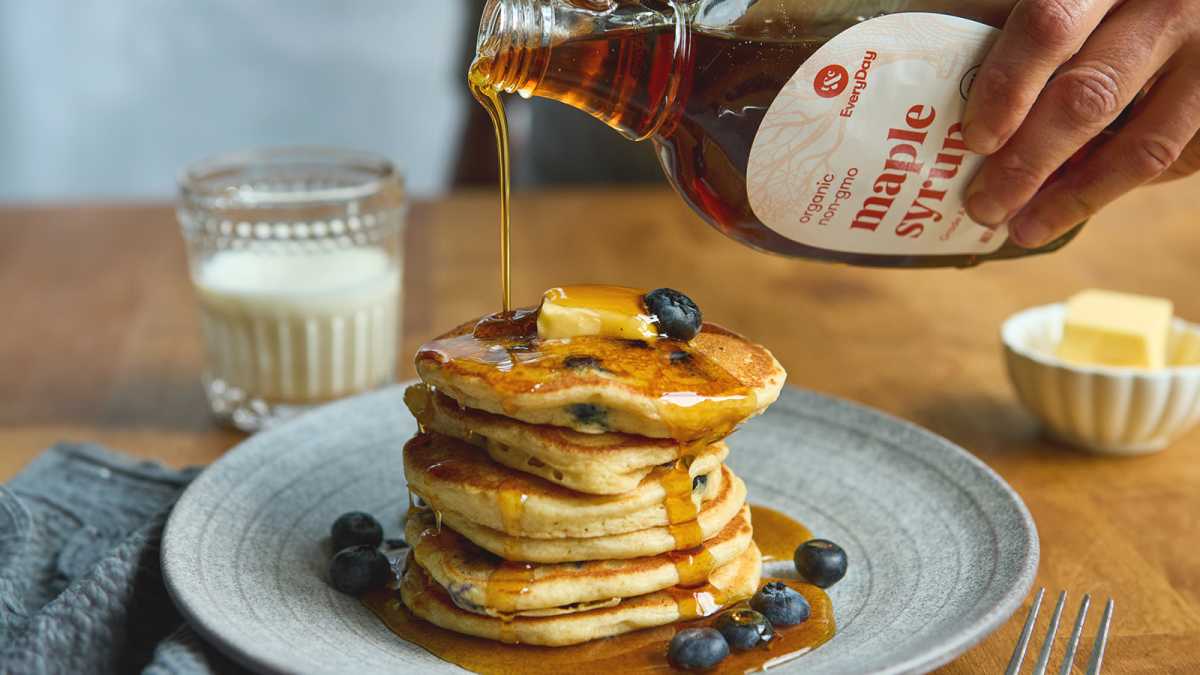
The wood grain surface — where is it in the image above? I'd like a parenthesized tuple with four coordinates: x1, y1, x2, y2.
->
(2, 182, 1198, 672)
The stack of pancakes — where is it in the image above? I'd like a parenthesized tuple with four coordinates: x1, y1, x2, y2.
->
(398, 315, 787, 646)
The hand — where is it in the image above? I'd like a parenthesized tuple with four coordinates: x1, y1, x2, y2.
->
(961, 0, 1200, 248)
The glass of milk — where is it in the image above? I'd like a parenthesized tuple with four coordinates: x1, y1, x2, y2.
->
(177, 147, 405, 431)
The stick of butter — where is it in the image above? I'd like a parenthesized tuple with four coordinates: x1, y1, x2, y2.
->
(1056, 289, 1173, 369)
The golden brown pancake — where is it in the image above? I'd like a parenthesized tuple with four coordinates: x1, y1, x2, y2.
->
(405, 384, 702, 495)
(400, 543, 763, 646)
(433, 465, 747, 563)
(405, 506, 753, 613)
(404, 432, 726, 538)
(415, 315, 786, 442)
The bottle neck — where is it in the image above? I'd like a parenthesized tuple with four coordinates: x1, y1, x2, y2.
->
(472, 0, 690, 141)
(472, 0, 551, 96)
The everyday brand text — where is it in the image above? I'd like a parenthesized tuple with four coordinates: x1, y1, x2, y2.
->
(839, 51, 878, 118)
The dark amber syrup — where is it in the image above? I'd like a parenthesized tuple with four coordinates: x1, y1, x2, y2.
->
(475, 14, 1090, 267)
(469, 57, 513, 311)
(416, 311, 759, 445)
(532, 27, 833, 259)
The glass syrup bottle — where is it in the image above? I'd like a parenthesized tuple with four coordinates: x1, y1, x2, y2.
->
(470, 0, 1092, 268)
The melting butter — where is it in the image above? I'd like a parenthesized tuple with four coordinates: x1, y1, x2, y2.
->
(536, 285, 658, 341)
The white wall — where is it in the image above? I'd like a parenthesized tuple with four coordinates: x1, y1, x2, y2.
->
(0, 1, 468, 200)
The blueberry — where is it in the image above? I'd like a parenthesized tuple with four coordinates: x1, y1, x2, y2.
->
(564, 355, 602, 370)
(329, 545, 390, 595)
(714, 608, 774, 651)
(669, 350, 693, 364)
(331, 511, 383, 553)
(691, 474, 708, 492)
(568, 403, 607, 427)
(794, 539, 848, 589)
(667, 627, 729, 671)
(644, 288, 702, 341)
(749, 581, 811, 627)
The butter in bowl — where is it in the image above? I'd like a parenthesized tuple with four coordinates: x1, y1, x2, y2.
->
(1002, 290, 1200, 455)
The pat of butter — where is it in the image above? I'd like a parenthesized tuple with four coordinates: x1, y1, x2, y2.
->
(537, 285, 658, 341)
(1057, 289, 1173, 369)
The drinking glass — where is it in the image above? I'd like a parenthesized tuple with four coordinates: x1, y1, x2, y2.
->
(177, 147, 406, 431)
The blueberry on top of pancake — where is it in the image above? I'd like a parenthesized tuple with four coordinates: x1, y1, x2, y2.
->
(415, 287, 785, 442)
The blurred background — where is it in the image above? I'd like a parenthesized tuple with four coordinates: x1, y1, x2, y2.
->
(0, 0, 662, 203)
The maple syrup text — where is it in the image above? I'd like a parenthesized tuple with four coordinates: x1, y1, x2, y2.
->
(852, 105, 972, 239)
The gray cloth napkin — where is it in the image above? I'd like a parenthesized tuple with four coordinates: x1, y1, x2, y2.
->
(0, 442, 250, 675)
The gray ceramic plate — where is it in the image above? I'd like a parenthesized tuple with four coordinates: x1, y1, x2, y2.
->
(163, 385, 1037, 675)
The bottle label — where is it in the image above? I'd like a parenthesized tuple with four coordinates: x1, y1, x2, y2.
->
(747, 13, 1005, 256)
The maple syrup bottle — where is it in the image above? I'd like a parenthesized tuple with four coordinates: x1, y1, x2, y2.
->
(471, 0, 1090, 268)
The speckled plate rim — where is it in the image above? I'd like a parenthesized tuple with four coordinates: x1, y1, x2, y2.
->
(741, 387, 1040, 675)
(162, 383, 1039, 675)
(816, 397, 1040, 674)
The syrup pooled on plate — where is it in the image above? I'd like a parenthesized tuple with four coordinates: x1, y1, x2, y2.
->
(363, 508, 835, 674)
(750, 504, 816, 563)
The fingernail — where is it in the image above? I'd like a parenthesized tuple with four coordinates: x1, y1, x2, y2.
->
(966, 190, 1010, 226)
(1009, 213, 1050, 248)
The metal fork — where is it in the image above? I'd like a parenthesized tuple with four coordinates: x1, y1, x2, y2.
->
(1004, 588, 1115, 675)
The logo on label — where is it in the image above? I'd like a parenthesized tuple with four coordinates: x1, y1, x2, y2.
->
(814, 65, 849, 98)
(959, 65, 981, 100)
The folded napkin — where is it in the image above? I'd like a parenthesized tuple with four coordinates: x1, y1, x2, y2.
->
(0, 443, 250, 675)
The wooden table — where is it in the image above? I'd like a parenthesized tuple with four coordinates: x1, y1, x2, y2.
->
(3, 183, 1199, 672)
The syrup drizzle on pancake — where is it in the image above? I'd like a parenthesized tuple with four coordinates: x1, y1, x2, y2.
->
(364, 547, 833, 673)
(398, 301, 820, 669)
(485, 561, 538, 626)
(666, 546, 718, 588)
(496, 479, 529, 534)
(416, 310, 760, 444)
(417, 311, 751, 596)
(659, 456, 718, 584)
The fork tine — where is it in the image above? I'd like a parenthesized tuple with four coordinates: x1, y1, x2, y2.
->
(1084, 599, 1114, 675)
(1032, 591, 1067, 675)
(1058, 594, 1092, 675)
(1006, 587, 1045, 675)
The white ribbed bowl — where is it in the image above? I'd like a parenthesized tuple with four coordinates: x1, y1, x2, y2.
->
(1002, 304, 1200, 454)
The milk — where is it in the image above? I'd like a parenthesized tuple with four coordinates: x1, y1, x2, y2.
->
(194, 248, 400, 405)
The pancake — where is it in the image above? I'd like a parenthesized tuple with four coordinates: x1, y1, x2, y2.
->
(400, 543, 763, 646)
(434, 466, 747, 563)
(415, 316, 786, 441)
(405, 505, 753, 613)
(405, 384, 695, 495)
(404, 432, 726, 538)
